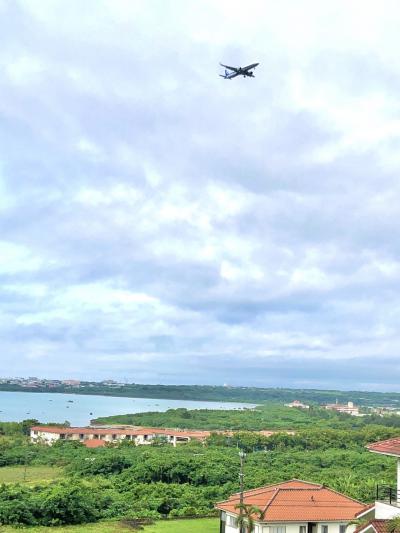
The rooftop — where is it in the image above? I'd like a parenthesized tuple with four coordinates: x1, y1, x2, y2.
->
(31, 425, 210, 439)
(355, 519, 390, 533)
(367, 436, 400, 457)
(216, 479, 367, 522)
(84, 439, 106, 448)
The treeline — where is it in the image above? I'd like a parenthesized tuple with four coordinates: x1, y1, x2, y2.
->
(2, 382, 400, 406)
(93, 404, 400, 430)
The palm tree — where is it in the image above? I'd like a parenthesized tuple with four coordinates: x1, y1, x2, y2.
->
(234, 503, 265, 533)
(387, 517, 400, 533)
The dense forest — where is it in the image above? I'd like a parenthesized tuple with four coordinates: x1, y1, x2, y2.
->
(1, 382, 400, 406)
(0, 406, 399, 527)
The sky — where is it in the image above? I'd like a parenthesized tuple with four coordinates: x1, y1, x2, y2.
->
(1, 0, 400, 391)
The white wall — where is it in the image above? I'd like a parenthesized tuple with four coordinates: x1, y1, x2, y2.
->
(31, 430, 60, 444)
(222, 517, 354, 533)
(375, 501, 400, 519)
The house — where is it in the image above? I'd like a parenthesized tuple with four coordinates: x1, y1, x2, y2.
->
(285, 401, 310, 409)
(354, 519, 391, 533)
(30, 425, 211, 447)
(324, 402, 360, 416)
(215, 479, 368, 533)
(365, 436, 400, 520)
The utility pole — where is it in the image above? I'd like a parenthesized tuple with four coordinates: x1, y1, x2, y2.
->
(239, 450, 246, 533)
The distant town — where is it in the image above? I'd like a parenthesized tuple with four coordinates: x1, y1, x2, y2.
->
(0, 376, 120, 389)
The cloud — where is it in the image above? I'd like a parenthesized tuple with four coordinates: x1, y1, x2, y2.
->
(0, 0, 400, 390)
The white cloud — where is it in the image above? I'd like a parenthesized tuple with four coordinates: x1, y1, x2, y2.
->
(5, 55, 45, 85)
(0, 242, 43, 274)
(1, 0, 400, 388)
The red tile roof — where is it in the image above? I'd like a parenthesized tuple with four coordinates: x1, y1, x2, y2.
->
(84, 439, 106, 448)
(355, 503, 375, 518)
(216, 479, 367, 522)
(367, 437, 400, 457)
(355, 520, 390, 533)
(30, 426, 210, 440)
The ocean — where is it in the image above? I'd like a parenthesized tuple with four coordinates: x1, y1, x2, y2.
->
(0, 391, 254, 426)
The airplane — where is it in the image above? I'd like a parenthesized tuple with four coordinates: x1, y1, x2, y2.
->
(219, 62, 259, 79)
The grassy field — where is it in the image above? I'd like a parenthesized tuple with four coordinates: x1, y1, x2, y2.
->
(0, 518, 219, 532)
(142, 518, 218, 532)
(0, 465, 62, 484)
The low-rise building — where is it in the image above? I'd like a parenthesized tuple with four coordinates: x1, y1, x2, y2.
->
(216, 479, 368, 533)
(324, 402, 360, 416)
(30, 425, 211, 447)
(354, 519, 391, 533)
(285, 401, 310, 409)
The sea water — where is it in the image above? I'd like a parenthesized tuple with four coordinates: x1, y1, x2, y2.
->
(0, 391, 255, 426)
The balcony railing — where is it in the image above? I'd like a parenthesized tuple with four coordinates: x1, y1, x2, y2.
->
(376, 485, 400, 507)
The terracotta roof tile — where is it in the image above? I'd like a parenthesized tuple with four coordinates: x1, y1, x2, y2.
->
(30, 426, 210, 439)
(355, 503, 375, 518)
(216, 479, 367, 522)
(84, 439, 106, 448)
(367, 437, 400, 457)
(355, 520, 390, 533)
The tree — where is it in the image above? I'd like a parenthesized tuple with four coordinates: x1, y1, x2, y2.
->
(235, 503, 265, 533)
(387, 517, 400, 533)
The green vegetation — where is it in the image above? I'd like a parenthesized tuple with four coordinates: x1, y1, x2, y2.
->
(93, 403, 400, 430)
(0, 465, 61, 484)
(0, 408, 399, 528)
(0, 517, 219, 532)
(2, 381, 400, 406)
(141, 517, 218, 532)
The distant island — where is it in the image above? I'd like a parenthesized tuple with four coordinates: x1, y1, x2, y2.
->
(1, 377, 400, 407)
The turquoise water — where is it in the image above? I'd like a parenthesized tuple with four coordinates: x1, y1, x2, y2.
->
(0, 391, 254, 426)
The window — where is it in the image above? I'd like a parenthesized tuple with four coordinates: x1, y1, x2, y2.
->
(270, 527, 286, 533)
(339, 526, 347, 533)
(112, 434, 117, 440)
(59, 433, 65, 440)
(226, 515, 236, 527)
(79, 433, 84, 440)
(300, 526, 306, 533)
(321, 525, 329, 533)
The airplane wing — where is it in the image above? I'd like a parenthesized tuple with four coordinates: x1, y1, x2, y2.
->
(242, 62, 259, 71)
(220, 63, 239, 72)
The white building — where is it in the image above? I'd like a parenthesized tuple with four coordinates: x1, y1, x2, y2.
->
(284, 401, 310, 409)
(216, 479, 368, 533)
(30, 425, 210, 447)
(324, 402, 360, 416)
